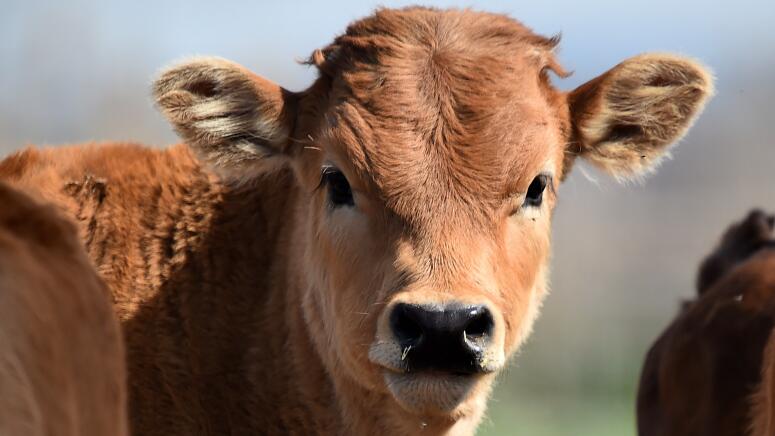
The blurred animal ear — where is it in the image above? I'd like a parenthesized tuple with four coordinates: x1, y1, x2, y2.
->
(567, 54, 713, 180)
(153, 57, 297, 180)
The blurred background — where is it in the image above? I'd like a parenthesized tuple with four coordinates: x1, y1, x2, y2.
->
(2, 0, 773, 434)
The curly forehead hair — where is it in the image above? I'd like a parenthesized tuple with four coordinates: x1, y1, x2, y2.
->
(306, 6, 567, 79)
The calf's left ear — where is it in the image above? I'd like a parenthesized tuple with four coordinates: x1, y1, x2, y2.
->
(153, 57, 297, 179)
(567, 54, 713, 180)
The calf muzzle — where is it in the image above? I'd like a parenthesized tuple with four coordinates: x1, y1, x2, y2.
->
(389, 302, 494, 374)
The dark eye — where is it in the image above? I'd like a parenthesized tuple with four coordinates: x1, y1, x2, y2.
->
(524, 174, 549, 208)
(321, 167, 354, 207)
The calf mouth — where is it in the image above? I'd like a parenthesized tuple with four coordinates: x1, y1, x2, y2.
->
(368, 302, 505, 414)
(368, 339, 503, 415)
(382, 370, 487, 415)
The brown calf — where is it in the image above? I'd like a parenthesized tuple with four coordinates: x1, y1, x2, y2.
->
(637, 210, 775, 436)
(752, 331, 775, 435)
(0, 182, 128, 436)
(2, 7, 712, 435)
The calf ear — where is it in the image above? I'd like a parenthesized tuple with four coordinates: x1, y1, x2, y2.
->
(567, 54, 713, 180)
(153, 57, 297, 179)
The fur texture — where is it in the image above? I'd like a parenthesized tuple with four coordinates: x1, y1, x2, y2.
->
(1, 7, 712, 435)
(154, 57, 297, 181)
(568, 53, 714, 180)
(0, 182, 128, 436)
(752, 328, 775, 436)
(637, 210, 775, 436)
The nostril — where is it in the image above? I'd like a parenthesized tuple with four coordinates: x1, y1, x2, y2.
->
(463, 306, 494, 338)
(387, 303, 495, 374)
(390, 304, 424, 345)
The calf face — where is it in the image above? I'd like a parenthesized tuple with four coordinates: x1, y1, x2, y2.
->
(154, 7, 712, 421)
(637, 210, 775, 436)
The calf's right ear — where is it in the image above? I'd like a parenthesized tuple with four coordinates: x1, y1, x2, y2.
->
(153, 57, 297, 179)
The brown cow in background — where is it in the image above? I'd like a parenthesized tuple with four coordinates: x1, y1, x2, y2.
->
(637, 210, 775, 436)
(0, 182, 128, 436)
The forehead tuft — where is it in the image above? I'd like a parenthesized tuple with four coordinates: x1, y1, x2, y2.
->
(310, 7, 561, 79)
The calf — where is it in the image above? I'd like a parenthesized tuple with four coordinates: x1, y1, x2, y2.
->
(1, 7, 712, 435)
(0, 182, 128, 436)
(637, 210, 775, 436)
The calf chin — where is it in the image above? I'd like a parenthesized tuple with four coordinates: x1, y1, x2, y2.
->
(383, 372, 494, 417)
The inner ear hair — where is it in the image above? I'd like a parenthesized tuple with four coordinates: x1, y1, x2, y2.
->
(569, 53, 714, 179)
(153, 57, 297, 178)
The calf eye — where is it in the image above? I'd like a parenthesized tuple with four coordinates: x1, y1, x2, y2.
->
(524, 174, 549, 208)
(321, 167, 354, 207)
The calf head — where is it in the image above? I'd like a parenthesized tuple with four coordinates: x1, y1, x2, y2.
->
(697, 210, 775, 295)
(154, 7, 712, 424)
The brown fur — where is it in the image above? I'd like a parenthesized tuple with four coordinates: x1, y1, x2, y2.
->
(751, 330, 775, 436)
(0, 182, 127, 436)
(1, 7, 712, 435)
(568, 54, 713, 179)
(637, 210, 775, 436)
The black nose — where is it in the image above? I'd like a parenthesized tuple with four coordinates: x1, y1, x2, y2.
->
(389, 303, 494, 374)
